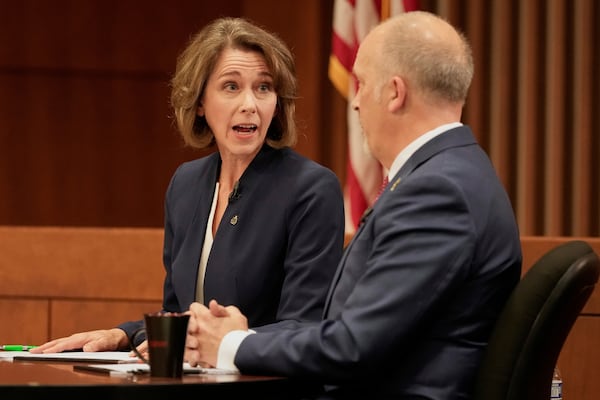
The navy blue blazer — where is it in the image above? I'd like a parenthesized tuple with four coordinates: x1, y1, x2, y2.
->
(232, 126, 522, 399)
(120, 145, 345, 341)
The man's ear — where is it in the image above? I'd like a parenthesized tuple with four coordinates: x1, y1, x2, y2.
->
(388, 76, 406, 112)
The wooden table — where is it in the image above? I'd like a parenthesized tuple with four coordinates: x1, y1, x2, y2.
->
(0, 359, 304, 399)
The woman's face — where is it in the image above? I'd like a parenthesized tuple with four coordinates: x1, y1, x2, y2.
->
(198, 48, 277, 162)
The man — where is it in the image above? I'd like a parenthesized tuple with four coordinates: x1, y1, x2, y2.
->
(185, 11, 522, 399)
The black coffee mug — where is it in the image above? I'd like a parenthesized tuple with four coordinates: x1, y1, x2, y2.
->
(129, 312, 190, 378)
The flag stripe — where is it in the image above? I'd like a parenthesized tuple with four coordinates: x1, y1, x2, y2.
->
(328, 54, 350, 98)
(330, 0, 420, 233)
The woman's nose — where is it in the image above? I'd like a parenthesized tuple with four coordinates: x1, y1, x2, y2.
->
(240, 90, 257, 113)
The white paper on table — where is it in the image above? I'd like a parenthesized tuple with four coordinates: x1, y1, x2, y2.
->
(0, 350, 32, 360)
(74, 362, 238, 376)
(10, 351, 140, 363)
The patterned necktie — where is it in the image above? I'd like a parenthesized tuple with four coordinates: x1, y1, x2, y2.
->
(375, 176, 389, 203)
(359, 176, 389, 227)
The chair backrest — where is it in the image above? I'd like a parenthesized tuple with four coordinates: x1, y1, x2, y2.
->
(473, 240, 600, 400)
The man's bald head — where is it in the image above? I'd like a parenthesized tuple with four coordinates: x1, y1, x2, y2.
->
(365, 11, 474, 105)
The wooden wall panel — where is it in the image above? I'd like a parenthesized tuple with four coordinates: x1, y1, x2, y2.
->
(558, 317, 600, 400)
(0, 227, 598, 399)
(487, 0, 517, 193)
(0, 299, 48, 344)
(516, 0, 543, 234)
(50, 300, 162, 340)
(0, 226, 164, 299)
(0, 0, 239, 72)
(1, 0, 598, 236)
(0, 0, 341, 228)
(571, 0, 594, 234)
(436, 0, 600, 236)
(0, 226, 165, 343)
(544, 0, 567, 235)
(0, 74, 181, 226)
(461, 0, 487, 147)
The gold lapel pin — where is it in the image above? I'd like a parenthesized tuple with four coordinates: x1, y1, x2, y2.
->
(230, 215, 239, 225)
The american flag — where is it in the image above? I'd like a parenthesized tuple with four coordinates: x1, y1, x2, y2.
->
(329, 0, 420, 234)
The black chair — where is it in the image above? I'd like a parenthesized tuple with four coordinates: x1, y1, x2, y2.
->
(473, 240, 600, 400)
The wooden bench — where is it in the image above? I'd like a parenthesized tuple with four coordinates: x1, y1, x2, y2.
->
(0, 227, 598, 399)
(0, 226, 164, 345)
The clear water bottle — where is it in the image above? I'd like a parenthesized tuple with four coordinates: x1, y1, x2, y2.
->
(551, 367, 563, 399)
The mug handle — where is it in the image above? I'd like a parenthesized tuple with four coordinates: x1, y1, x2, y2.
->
(127, 327, 149, 364)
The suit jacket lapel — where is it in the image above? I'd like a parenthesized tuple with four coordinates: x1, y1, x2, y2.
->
(176, 154, 220, 308)
(322, 126, 477, 317)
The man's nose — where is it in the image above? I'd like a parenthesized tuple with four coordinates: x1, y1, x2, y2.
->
(351, 96, 359, 111)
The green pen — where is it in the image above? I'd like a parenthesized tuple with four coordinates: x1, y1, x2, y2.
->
(0, 345, 38, 351)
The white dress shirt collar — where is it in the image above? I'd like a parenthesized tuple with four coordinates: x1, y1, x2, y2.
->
(387, 122, 463, 181)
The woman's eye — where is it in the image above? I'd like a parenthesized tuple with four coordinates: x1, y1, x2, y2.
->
(258, 83, 272, 92)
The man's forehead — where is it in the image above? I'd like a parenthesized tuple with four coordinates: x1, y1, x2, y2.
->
(353, 37, 375, 73)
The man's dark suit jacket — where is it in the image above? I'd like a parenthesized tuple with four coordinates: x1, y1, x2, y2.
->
(120, 145, 345, 341)
(232, 126, 523, 399)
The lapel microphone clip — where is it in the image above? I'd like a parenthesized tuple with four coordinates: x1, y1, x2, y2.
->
(228, 180, 242, 203)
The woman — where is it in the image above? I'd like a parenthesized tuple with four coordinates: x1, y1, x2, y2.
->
(32, 17, 344, 354)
